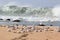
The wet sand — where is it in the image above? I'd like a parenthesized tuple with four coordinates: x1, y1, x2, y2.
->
(0, 25, 60, 40)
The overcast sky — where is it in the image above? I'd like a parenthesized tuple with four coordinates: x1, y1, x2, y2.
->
(0, 0, 60, 7)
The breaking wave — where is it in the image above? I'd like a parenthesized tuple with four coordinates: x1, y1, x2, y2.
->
(0, 5, 53, 17)
(0, 5, 60, 21)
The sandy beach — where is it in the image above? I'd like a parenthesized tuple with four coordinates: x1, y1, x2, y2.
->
(0, 25, 60, 40)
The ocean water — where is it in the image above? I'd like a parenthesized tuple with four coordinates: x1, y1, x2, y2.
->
(0, 5, 60, 26)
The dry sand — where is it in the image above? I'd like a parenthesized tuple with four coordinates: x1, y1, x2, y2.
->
(0, 25, 60, 40)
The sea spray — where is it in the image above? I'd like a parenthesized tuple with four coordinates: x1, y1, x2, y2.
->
(0, 5, 60, 21)
(52, 5, 60, 18)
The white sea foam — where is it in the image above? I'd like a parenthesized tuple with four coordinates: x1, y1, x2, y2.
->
(52, 5, 60, 17)
(0, 5, 60, 21)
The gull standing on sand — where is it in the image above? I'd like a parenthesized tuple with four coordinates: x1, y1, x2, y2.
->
(56, 26, 60, 32)
(6, 25, 10, 28)
(7, 28, 11, 32)
(19, 28, 25, 33)
(34, 29, 38, 32)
